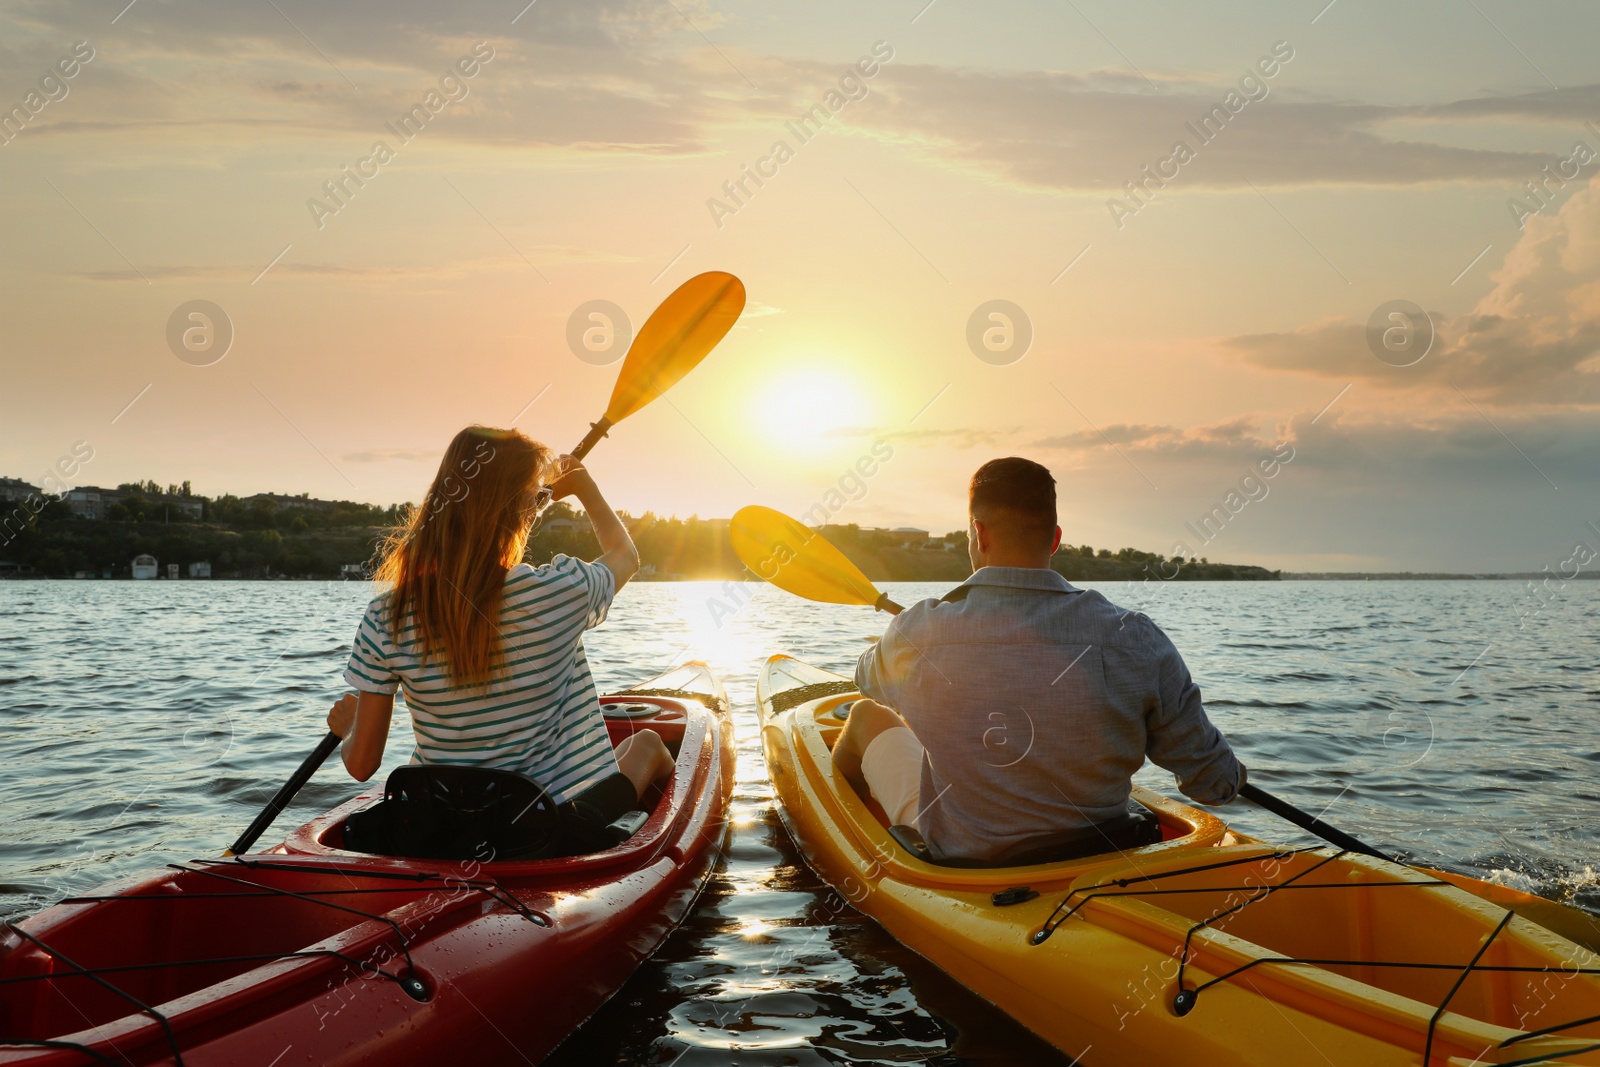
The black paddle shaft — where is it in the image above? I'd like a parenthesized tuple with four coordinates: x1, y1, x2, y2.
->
(571, 417, 614, 462)
(227, 730, 342, 856)
(1239, 782, 1394, 862)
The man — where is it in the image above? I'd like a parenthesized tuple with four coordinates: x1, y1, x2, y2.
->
(833, 457, 1245, 866)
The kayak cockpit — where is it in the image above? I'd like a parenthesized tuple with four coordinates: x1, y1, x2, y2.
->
(801, 687, 1232, 878)
(280, 691, 705, 868)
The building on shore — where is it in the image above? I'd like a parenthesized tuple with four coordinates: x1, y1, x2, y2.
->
(131, 554, 158, 579)
(163, 497, 205, 520)
(538, 517, 581, 535)
(0, 478, 40, 503)
(891, 526, 930, 548)
(64, 487, 118, 520)
(818, 524, 933, 549)
(246, 492, 336, 513)
(189, 562, 212, 578)
(59, 486, 204, 521)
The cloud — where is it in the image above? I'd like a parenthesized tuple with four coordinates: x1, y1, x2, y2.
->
(1043, 395, 1597, 491)
(598, 0, 731, 42)
(65, 263, 452, 282)
(830, 425, 1016, 449)
(12, 2, 1598, 212)
(341, 448, 439, 464)
(10, 2, 1593, 191)
(0, 0, 746, 155)
(835, 417, 1277, 462)
(1036, 417, 1272, 459)
(1218, 173, 1600, 405)
(854, 67, 1599, 192)
(1282, 406, 1600, 494)
(4, 0, 711, 60)
(1173, 408, 1599, 571)
(65, 265, 234, 282)
(1035, 422, 1172, 450)
(1421, 86, 1600, 125)
(1039, 402, 1593, 505)
(67, 250, 631, 283)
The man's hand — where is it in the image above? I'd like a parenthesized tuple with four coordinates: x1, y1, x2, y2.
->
(326, 693, 358, 738)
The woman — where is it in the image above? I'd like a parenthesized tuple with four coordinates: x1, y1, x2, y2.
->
(325, 425, 672, 831)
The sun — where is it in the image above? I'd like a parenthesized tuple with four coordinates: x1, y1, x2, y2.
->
(750, 366, 871, 452)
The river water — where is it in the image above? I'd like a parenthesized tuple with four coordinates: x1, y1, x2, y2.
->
(3, 579, 1597, 1064)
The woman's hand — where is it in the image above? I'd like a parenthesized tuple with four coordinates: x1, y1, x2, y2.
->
(544, 454, 638, 588)
(545, 454, 597, 502)
(330, 691, 395, 781)
(326, 693, 358, 738)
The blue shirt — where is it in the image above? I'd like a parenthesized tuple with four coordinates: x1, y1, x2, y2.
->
(344, 555, 619, 803)
(856, 566, 1242, 863)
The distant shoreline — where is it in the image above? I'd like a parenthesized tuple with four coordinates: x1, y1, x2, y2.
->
(1, 506, 1284, 582)
(5, 494, 1575, 582)
(1278, 572, 1600, 581)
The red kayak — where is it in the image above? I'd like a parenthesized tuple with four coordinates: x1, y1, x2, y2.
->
(0, 663, 734, 1066)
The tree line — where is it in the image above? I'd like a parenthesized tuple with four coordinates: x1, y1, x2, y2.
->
(1, 494, 1275, 581)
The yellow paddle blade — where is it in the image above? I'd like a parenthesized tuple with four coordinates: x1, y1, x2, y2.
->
(730, 505, 883, 607)
(604, 271, 745, 424)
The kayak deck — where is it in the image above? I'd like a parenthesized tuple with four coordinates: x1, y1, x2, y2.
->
(0, 663, 734, 1066)
(758, 654, 1600, 1066)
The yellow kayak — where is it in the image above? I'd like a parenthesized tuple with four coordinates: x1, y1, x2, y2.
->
(757, 654, 1600, 1066)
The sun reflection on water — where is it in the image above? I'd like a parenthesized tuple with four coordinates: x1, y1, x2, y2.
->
(659, 580, 772, 678)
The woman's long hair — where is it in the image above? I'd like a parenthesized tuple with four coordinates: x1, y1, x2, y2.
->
(374, 426, 553, 688)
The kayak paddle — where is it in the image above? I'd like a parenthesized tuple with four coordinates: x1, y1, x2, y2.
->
(571, 271, 746, 460)
(731, 504, 1399, 862)
(729, 505, 903, 614)
(1238, 783, 1393, 860)
(225, 730, 342, 856)
(227, 274, 745, 856)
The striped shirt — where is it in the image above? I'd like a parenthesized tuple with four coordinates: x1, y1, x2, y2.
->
(343, 555, 619, 803)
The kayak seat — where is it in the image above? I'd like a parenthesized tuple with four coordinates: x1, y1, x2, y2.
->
(886, 811, 1163, 868)
(342, 765, 646, 862)
(342, 765, 560, 861)
(887, 824, 998, 869)
(888, 823, 937, 862)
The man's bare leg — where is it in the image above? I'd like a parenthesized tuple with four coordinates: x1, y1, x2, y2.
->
(830, 698, 908, 800)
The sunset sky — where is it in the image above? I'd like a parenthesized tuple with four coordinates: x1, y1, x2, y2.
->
(3, 0, 1598, 571)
